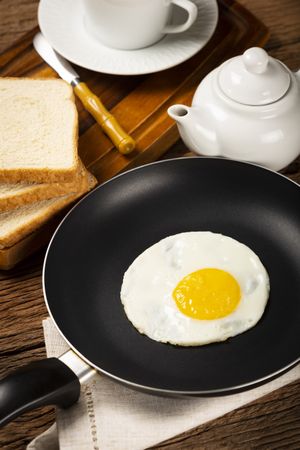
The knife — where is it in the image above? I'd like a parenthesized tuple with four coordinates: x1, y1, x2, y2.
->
(33, 32, 135, 155)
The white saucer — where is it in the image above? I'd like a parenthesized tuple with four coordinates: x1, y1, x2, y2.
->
(38, 0, 218, 76)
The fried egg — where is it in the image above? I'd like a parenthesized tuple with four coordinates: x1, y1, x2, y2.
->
(120, 232, 270, 346)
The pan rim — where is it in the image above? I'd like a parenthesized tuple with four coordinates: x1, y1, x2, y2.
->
(42, 156, 300, 395)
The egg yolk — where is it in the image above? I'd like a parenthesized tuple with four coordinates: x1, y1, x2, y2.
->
(172, 268, 241, 320)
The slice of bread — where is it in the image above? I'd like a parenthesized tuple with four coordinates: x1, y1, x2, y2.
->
(0, 160, 87, 211)
(0, 217, 58, 270)
(0, 77, 78, 183)
(0, 168, 97, 249)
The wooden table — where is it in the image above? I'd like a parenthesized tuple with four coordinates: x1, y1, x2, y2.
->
(0, 1, 299, 448)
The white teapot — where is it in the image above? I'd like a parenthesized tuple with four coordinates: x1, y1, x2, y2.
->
(168, 47, 300, 171)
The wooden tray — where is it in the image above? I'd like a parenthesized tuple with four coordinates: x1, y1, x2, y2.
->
(0, 0, 268, 269)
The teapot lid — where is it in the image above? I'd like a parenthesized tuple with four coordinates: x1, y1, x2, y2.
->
(218, 47, 291, 106)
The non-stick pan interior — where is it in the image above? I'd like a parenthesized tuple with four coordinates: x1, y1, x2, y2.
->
(44, 158, 300, 394)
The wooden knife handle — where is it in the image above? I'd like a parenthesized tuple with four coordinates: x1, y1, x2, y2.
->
(74, 82, 135, 155)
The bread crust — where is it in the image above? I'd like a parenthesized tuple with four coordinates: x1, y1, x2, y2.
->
(0, 164, 78, 184)
(0, 78, 98, 253)
(0, 216, 59, 270)
(0, 168, 97, 249)
(0, 161, 86, 212)
(0, 77, 79, 183)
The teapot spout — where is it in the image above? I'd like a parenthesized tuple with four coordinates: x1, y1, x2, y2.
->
(168, 104, 191, 123)
(168, 104, 221, 156)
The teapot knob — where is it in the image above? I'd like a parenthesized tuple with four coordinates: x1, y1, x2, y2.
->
(243, 47, 269, 74)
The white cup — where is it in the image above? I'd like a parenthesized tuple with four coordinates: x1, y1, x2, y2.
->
(83, 0, 198, 50)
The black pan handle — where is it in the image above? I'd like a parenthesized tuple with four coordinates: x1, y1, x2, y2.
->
(0, 357, 80, 427)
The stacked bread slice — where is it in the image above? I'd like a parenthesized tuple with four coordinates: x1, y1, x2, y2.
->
(0, 77, 97, 267)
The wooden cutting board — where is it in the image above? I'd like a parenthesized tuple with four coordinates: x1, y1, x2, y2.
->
(0, 0, 269, 269)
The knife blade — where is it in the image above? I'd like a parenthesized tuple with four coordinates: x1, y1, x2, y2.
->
(33, 32, 135, 155)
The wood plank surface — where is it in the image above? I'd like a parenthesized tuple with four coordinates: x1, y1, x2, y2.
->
(0, 0, 270, 269)
(0, 0, 269, 185)
(0, 1, 300, 449)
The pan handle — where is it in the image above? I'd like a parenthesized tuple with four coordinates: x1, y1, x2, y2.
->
(0, 357, 80, 427)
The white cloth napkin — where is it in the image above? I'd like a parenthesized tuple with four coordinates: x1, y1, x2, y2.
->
(28, 318, 299, 450)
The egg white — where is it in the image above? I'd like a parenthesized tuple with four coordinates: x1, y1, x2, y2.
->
(120, 232, 270, 346)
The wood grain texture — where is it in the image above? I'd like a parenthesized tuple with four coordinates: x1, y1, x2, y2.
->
(0, 0, 269, 184)
(0, 0, 270, 269)
(0, 0, 300, 449)
(150, 380, 300, 450)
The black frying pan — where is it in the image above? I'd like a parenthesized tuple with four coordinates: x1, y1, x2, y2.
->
(1, 157, 300, 426)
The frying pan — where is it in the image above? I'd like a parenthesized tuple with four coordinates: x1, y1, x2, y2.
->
(1, 157, 300, 427)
